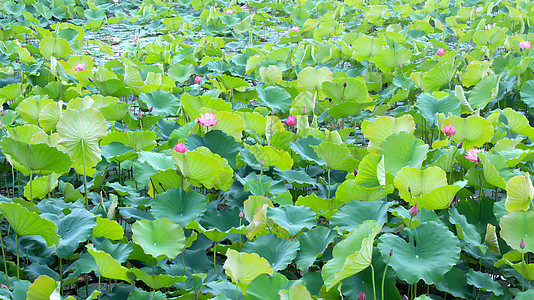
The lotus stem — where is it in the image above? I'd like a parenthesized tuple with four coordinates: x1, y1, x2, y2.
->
(59, 257, 63, 296)
(29, 170, 33, 202)
(381, 252, 392, 300)
(213, 243, 217, 273)
(327, 168, 331, 200)
(370, 263, 377, 300)
(82, 140, 88, 210)
(181, 253, 186, 276)
(0, 219, 9, 288)
(14, 234, 19, 279)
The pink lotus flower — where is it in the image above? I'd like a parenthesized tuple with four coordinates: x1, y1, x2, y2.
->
(444, 124, 456, 137)
(436, 48, 445, 56)
(113, 0, 119, 3)
(291, 26, 300, 32)
(465, 148, 484, 164)
(519, 41, 531, 49)
(174, 142, 188, 153)
(133, 34, 139, 44)
(225, 9, 233, 15)
(285, 115, 296, 127)
(196, 112, 219, 127)
(195, 76, 202, 84)
(74, 63, 86, 71)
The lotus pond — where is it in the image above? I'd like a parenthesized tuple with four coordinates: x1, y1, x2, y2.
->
(0, 0, 533, 299)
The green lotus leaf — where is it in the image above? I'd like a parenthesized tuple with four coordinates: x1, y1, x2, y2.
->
(363, 114, 415, 152)
(468, 75, 500, 110)
(267, 205, 316, 236)
(289, 135, 324, 164)
(39, 36, 71, 59)
(442, 115, 493, 149)
(475, 152, 507, 189)
(246, 273, 290, 300)
(279, 284, 313, 300)
(516, 289, 534, 299)
(56, 108, 107, 176)
(26, 275, 58, 300)
(373, 48, 411, 73)
(295, 193, 343, 219)
(311, 141, 359, 172)
(237, 111, 267, 136)
(501, 108, 534, 141)
(379, 132, 429, 176)
(19, 98, 55, 126)
(102, 131, 157, 152)
(466, 269, 503, 296)
(242, 234, 299, 272)
(435, 267, 473, 299)
(415, 94, 461, 127)
(0, 202, 59, 247)
(206, 110, 246, 142)
(297, 66, 333, 93)
(354, 153, 384, 188)
(505, 172, 534, 212)
(93, 79, 130, 97)
(0, 137, 72, 174)
(322, 220, 382, 290)
(213, 74, 249, 92)
(86, 244, 131, 283)
(473, 27, 505, 48)
(39, 101, 63, 132)
(378, 221, 460, 284)
(330, 200, 392, 232)
(223, 249, 274, 294)
(322, 77, 368, 103)
(394, 166, 446, 201)
(171, 146, 234, 190)
(500, 210, 534, 253)
(57, 209, 96, 258)
(461, 60, 492, 87)
(415, 183, 464, 210)
(24, 173, 60, 200)
(91, 216, 124, 240)
(127, 268, 185, 290)
(168, 64, 194, 83)
(520, 80, 534, 109)
(136, 151, 174, 171)
(422, 62, 455, 92)
(131, 218, 186, 260)
(328, 100, 374, 119)
(151, 187, 206, 227)
(245, 144, 293, 171)
(259, 65, 283, 84)
(449, 207, 486, 253)
(139, 89, 180, 117)
(185, 220, 245, 243)
(351, 36, 386, 61)
(256, 85, 292, 113)
(123, 65, 144, 92)
(336, 180, 395, 203)
(295, 226, 338, 271)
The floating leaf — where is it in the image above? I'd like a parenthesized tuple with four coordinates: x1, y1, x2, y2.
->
(131, 218, 186, 260)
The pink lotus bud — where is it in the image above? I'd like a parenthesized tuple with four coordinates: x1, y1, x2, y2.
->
(260, 160, 264, 166)
(149, 106, 153, 112)
(421, 87, 424, 92)
(88, 77, 93, 82)
(137, 112, 142, 119)
(15, 60, 19, 63)
(291, 26, 300, 32)
(253, 81, 259, 86)
(195, 76, 202, 84)
(457, 142, 463, 148)
(1, 110, 4, 116)
(357, 291, 366, 300)
(56, 70, 60, 76)
(343, 82, 347, 88)
(225, 9, 233, 15)
(302, 107, 306, 115)
(444, 124, 456, 137)
(354, 169, 358, 176)
(131, 95, 136, 101)
(436, 48, 445, 56)
(239, 210, 244, 218)
(205, 74, 210, 80)
(285, 115, 296, 127)
(409, 204, 418, 218)
(519, 41, 531, 50)
(389, 249, 393, 256)
(174, 142, 188, 153)
(520, 239, 526, 250)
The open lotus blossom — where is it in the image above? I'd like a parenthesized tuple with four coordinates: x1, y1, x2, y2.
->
(436, 48, 445, 56)
(196, 112, 219, 127)
(444, 124, 456, 136)
(285, 115, 296, 127)
(519, 40, 531, 49)
(195, 76, 202, 84)
(174, 142, 188, 153)
(74, 63, 86, 71)
(291, 26, 300, 32)
(225, 9, 233, 15)
(113, 0, 119, 3)
(465, 148, 484, 164)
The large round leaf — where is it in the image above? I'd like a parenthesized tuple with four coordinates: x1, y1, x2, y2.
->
(297, 67, 333, 93)
(505, 173, 534, 212)
(322, 77, 368, 102)
(442, 115, 493, 149)
(140, 89, 180, 117)
(500, 210, 534, 253)
(311, 142, 359, 172)
(242, 234, 300, 272)
(330, 200, 391, 232)
(379, 132, 429, 176)
(223, 249, 274, 293)
(0, 137, 72, 173)
(415, 94, 461, 127)
(245, 144, 293, 171)
(56, 108, 107, 176)
(86, 244, 131, 282)
(0, 202, 59, 247)
(91, 216, 124, 240)
(322, 220, 382, 290)
(256, 85, 292, 113)
(185, 130, 240, 169)
(267, 205, 316, 236)
(363, 114, 415, 152)
(378, 221, 460, 284)
(520, 80, 534, 109)
(57, 209, 97, 258)
(131, 218, 186, 260)
(39, 37, 71, 59)
(151, 187, 206, 226)
(468, 75, 499, 110)
(295, 226, 338, 271)
(26, 275, 58, 300)
(246, 273, 290, 300)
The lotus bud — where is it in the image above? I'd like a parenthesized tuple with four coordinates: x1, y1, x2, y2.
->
(408, 187, 411, 193)
(285, 115, 296, 127)
(392, 42, 395, 48)
(15, 60, 19, 63)
(389, 249, 393, 256)
(149, 106, 153, 112)
(302, 107, 306, 115)
(174, 142, 188, 153)
(194, 76, 202, 84)
(357, 291, 366, 300)
(253, 80, 259, 86)
(132, 95, 136, 101)
(0, 121, 2, 126)
(457, 142, 463, 148)
(260, 160, 264, 166)
(421, 87, 424, 92)
(56, 70, 60, 76)
(444, 124, 456, 137)
(239, 210, 244, 218)
(402, 296, 409, 300)
(354, 169, 358, 177)
(409, 204, 418, 218)
(520, 239, 526, 250)
(137, 112, 142, 119)
(436, 48, 445, 56)
(343, 82, 347, 88)
(88, 77, 93, 82)
(205, 74, 210, 80)
(398, 64, 401, 68)
(1, 110, 4, 116)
